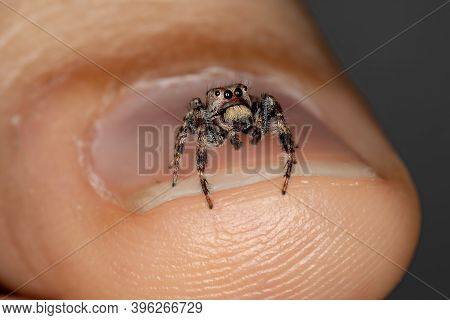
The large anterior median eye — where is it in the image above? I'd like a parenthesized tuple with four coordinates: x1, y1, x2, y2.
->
(224, 89, 233, 99)
(234, 87, 243, 97)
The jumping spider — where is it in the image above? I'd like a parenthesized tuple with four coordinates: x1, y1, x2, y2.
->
(170, 83, 297, 209)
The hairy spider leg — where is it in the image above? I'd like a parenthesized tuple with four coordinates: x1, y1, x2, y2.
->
(251, 94, 297, 194)
(171, 124, 188, 187)
(170, 98, 202, 187)
(278, 122, 296, 194)
(196, 132, 213, 209)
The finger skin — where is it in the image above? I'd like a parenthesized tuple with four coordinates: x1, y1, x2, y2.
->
(0, 0, 420, 299)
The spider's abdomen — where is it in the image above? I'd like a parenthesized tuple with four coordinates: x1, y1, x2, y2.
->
(223, 105, 253, 131)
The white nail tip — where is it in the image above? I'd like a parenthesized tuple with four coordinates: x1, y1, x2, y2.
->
(126, 160, 377, 214)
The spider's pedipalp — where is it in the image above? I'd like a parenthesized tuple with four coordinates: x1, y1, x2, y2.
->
(229, 131, 243, 150)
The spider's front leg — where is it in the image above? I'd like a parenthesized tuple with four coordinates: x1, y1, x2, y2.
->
(196, 130, 213, 209)
(170, 98, 202, 187)
(251, 94, 297, 194)
(195, 121, 227, 209)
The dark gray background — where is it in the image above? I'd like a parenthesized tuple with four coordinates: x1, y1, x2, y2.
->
(302, 0, 450, 299)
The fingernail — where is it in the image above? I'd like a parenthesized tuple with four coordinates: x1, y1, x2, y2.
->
(83, 67, 376, 213)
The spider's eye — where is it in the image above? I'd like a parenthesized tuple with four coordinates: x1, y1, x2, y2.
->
(215, 90, 220, 96)
(224, 89, 233, 99)
(234, 87, 243, 97)
(243, 85, 248, 91)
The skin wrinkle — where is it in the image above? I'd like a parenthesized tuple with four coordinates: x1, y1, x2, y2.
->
(321, 217, 405, 298)
(351, 257, 394, 299)
(214, 209, 268, 240)
(215, 243, 299, 294)
(183, 208, 331, 298)
(259, 241, 330, 298)
(348, 253, 388, 299)
(262, 218, 328, 278)
(305, 234, 356, 296)
(305, 256, 358, 299)
(182, 251, 259, 290)
(303, 237, 366, 299)
(149, 208, 298, 298)
(275, 229, 344, 295)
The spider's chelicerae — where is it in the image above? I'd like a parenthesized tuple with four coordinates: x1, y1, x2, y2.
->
(170, 83, 297, 209)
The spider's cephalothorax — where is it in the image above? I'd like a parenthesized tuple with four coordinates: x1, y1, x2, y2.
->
(170, 83, 297, 209)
